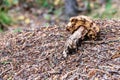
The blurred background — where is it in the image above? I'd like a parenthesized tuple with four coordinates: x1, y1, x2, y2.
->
(0, 0, 120, 32)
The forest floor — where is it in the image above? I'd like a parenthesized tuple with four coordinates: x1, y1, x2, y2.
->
(0, 7, 120, 80)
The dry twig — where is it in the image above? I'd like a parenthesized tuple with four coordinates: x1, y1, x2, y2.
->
(83, 38, 120, 44)
(0, 67, 12, 76)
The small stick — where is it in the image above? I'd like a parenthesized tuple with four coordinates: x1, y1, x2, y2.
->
(83, 38, 120, 44)
(0, 67, 12, 76)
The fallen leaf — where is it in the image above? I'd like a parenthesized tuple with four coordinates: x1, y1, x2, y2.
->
(94, 77, 99, 80)
(25, 18, 30, 24)
(18, 15, 25, 20)
(54, 0, 60, 5)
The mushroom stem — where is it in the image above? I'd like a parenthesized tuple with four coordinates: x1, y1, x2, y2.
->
(63, 26, 88, 57)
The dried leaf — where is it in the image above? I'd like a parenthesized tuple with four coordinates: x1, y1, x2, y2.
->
(54, 0, 60, 5)
(25, 18, 30, 24)
(18, 15, 25, 20)
(94, 77, 99, 80)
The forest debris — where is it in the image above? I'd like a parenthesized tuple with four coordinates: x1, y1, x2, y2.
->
(61, 68, 88, 80)
(18, 15, 25, 20)
(108, 71, 120, 75)
(94, 77, 99, 80)
(88, 69, 112, 78)
(111, 51, 120, 59)
(88, 69, 97, 78)
(83, 37, 120, 44)
(25, 18, 30, 24)
(48, 69, 62, 75)
(0, 67, 12, 76)
(14, 68, 25, 77)
(0, 19, 120, 79)
(63, 15, 100, 57)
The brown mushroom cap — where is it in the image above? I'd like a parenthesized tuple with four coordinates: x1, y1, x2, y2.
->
(66, 15, 100, 39)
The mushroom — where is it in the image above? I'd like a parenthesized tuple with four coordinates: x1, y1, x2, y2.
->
(63, 15, 100, 57)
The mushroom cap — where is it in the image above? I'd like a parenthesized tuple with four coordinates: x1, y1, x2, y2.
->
(66, 15, 93, 33)
(66, 15, 100, 39)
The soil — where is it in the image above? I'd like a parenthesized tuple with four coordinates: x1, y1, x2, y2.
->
(0, 19, 120, 80)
